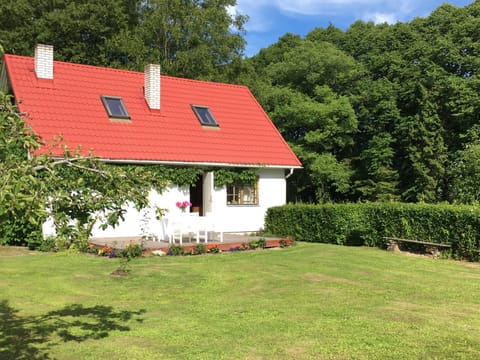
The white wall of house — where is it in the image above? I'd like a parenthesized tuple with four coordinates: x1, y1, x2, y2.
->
(44, 168, 288, 240)
(207, 168, 286, 232)
(89, 185, 190, 240)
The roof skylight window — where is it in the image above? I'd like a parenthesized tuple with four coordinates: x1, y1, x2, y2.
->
(191, 105, 218, 127)
(101, 95, 130, 119)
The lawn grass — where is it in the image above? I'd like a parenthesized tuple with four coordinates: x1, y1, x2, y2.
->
(1, 243, 480, 359)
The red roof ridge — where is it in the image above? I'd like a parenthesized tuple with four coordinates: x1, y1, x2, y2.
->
(160, 73, 249, 90)
(4, 53, 249, 90)
(5, 53, 144, 76)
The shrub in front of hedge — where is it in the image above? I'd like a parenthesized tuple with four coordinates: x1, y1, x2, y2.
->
(265, 203, 480, 261)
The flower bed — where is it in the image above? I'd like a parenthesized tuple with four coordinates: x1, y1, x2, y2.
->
(83, 242, 143, 259)
(86, 237, 293, 258)
(145, 237, 294, 257)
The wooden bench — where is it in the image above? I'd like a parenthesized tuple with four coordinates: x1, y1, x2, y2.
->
(384, 237, 451, 258)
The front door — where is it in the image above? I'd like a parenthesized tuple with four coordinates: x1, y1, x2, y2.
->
(190, 176, 203, 215)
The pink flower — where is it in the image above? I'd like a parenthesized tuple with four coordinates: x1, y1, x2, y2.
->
(176, 200, 192, 212)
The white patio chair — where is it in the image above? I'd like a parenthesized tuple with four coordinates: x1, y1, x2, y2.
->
(168, 213, 208, 245)
(203, 213, 224, 243)
(152, 217, 170, 242)
(194, 216, 209, 244)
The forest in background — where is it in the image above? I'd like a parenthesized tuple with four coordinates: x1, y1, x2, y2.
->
(2, 0, 480, 205)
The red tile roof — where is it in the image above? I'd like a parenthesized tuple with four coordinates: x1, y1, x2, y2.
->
(3, 54, 301, 168)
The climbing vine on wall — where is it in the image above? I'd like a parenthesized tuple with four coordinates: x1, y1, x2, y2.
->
(119, 165, 204, 188)
(213, 168, 258, 188)
(110, 165, 259, 189)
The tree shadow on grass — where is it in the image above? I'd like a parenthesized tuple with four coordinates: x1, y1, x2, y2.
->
(0, 300, 145, 360)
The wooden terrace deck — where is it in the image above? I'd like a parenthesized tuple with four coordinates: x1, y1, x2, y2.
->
(90, 233, 290, 253)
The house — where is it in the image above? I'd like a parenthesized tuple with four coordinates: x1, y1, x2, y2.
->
(1, 44, 301, 240)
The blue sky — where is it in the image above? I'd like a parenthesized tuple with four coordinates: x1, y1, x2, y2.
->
(231, 0, 475, 56)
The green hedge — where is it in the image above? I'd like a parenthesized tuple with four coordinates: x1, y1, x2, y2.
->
(265, 203, 480, 261)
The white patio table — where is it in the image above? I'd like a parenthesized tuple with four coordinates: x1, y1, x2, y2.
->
(158, 213, 224, 245)
(167, 213, 207, 245)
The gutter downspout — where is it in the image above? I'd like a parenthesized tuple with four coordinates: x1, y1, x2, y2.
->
(285, 168, 294, 179)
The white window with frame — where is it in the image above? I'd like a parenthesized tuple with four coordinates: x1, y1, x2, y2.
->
(227, 180, 258, 205)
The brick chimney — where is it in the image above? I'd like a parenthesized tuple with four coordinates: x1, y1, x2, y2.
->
(144, 64, 160, 110)
(35, 44, 54, 80)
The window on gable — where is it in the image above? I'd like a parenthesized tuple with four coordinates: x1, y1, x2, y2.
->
(227, 180, 258, 206)
(101, 95, 130, 119)
(191, 105, 218, 126)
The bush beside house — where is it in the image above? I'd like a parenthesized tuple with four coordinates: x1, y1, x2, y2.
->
(265, 203, 480, 261)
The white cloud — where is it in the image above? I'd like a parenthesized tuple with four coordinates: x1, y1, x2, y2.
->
(230, 1, 272, 32)
(362, 12, 398, 25)
(274, 0, 393, 15)
(234, 0, 420, 33)
(235, 0, 470, 56)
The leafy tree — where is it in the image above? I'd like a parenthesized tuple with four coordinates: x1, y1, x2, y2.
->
(394, 90, 447, 203)
(265, 40, 363, 96)
(0, 0, 137, 66)
(0, 94, 46, 246)
(349, 78, 400, 201)
(307, 152, 353, 203)
(251, 33, 303, 71)
(354, 134, 399, 202)
(0, 92, 167, 248)
(267, 85, 357, 202)
(0, 0, 247, 79)
(129, 0, 248, 78)
(252, 40, 360, 202)
(450, 143, 480, 204)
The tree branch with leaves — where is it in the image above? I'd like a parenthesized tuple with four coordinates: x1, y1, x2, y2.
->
(0, 92, 168, 249)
